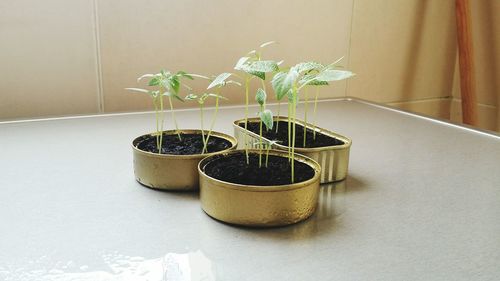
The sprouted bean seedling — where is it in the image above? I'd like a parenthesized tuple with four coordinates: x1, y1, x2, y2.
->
(126, 70, 198, 154)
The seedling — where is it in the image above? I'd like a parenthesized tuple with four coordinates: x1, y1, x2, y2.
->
(272, 59, 354, 182)
(234, 41, 280, 163)
(126, 70, 196, 154)
(255, 88, 274, 168)
(205, 72, 241, 150)
(185, 92, 228, 154)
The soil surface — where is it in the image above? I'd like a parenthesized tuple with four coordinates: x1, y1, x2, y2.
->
(137, 133, 232, 155)
(241, 121, 344, 148)
(203, 152, 315, 185)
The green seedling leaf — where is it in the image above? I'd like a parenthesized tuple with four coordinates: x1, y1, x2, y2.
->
(207, 72, 232, 89)
(255, 88, 266, 106)
(176, 71, 194, 80)
(169, 77, 180, 94)
(137, 74, 155, 82)
(247, 70, 265, 80)
(260, 41, 276, 48)
(295, 61, 323, 74)
(234, 57, 251, 70)
(245, 60, 279, 73)
(315, 69, 354, 82)
(273, 67, 300, 100)
(148, 76, 161, 86)
(185, 93, 198, 101)
(259, 109, 274, 130)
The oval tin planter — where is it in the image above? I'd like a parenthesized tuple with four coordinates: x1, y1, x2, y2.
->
(132, 129, 237, 191)
(198, 149, 321, 227)
(233, 116, 351, 183)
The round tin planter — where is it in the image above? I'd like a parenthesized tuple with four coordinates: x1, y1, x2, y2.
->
(233, 116, 352, 183)
(132, 129, 237, 191)
(198, 149, 321, 227)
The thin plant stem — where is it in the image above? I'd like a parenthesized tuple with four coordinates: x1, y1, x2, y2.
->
(168, 96, 182, 141)
(313, 87, 319, 140)
(287, 102, 292, 162)
(244, 77, 250, 164)
(200, 103, 206, 154)
(275, 100, 281, 133)
(303, 87, 309, 147)
(258, 105, 263, 168)
(153, 99, 160, 153)
(291, 85, 297, 183)
(159, 95, 164, 154)
(265, 143, 270, 168)
(204, 96, 219, 154)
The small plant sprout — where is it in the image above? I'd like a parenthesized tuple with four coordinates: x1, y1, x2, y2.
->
(185, 92, 228, 154)
(206, 72, 241, 150)
(234, 41, 280, 163)
(272, 59, 354, 182)
(126, 70, 195, 154)
(299, 57, 351, 141)
(255, 88, 274, 168)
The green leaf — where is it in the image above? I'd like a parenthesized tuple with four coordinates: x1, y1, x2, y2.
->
(271, 72, 290, 100)
(299, 73, 329, 86)
(259, 109, 274, 130)
(247, 70, 265, 80)
(169, 77, 180, 94)
(260, 41, 276, 48)
(245, 60, 279, 73)
(255, 88, 266, 105)
(207, 72, 232, 89)
(234, 57, 251, 70)
(295, 61, 323, 74)
(176, 71, 194, 80)
(148, 76, 161, 86)
(137, 74, 155, 82)
(184, 93, 198, 101)
(315, 69, 354, 82)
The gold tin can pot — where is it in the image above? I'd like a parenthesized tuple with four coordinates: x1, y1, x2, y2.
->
(198, 149, 321, 227)
(132, 129, 237, 191)
(233, 116, 351, 183)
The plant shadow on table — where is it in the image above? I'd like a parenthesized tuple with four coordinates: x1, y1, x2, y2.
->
(217, 175, 368, 241)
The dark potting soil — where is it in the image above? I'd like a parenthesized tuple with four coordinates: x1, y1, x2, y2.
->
(241, 121, 344, 148)
(204, 152, 315, 186)
(137, 133, 232, 155)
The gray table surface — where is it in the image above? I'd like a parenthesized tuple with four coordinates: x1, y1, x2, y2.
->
(1, 98, 499, 281)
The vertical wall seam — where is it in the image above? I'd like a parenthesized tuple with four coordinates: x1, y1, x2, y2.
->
(92, 0, 104, 113)
(345, 0, 356, 98)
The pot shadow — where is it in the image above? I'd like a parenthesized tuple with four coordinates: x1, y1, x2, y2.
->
(137, 181, 200, 201)
(344, 174, 368, 193)
(214, 179, 350, 241)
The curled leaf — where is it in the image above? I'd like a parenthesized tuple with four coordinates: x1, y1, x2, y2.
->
(255, 88, 266, 105)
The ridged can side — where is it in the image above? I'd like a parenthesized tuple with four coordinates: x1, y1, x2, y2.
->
(132, 130, 237, 190)
(198, 149, 321, 227)
(233, 117, 351, 183)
